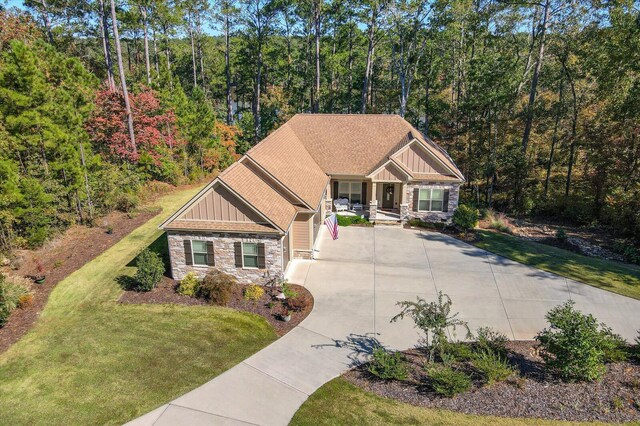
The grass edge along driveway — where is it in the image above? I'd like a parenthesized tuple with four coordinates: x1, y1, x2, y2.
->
(473, 229, 640, 301)
(290, 378, 608, 426)
(0, 186, 278, 426)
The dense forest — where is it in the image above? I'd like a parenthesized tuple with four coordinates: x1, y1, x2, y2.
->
(0, 0, 639, 251)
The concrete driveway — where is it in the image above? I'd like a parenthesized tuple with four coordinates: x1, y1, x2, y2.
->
(131, 226, 640, 426)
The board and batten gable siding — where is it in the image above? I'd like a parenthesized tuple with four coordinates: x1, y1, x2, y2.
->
(180, 183, 264, 223)
(167, 231, 282, 284)
(372, 163, 405, 182)
(394, 143, 450, 175)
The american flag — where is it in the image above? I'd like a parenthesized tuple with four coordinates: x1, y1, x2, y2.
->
(324, 213, 339, 240)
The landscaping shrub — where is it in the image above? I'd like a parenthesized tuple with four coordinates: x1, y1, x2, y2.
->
(0, 277, 32, 312)
(177, 272, 200, 297)
(485, 209, 512, 234)
(536, 301, 619, 382)
(611, 242, 640, 265)
(114, 192, 139, 213)
(0, 273, 32, 327)
(599, 327, 629, 363)
(475, 326, 508, 356)
(473, 350, 514, 385)
(199, 270, 237, 306)
(556, 228, 568, 242)
(0, 304, 9, 327)
(452, 205, 479, 232)
(441, 341, 474, 362)
(392, 292, 469, 362)
(243, 284, 264, 301)
(367, 346, 408, 381)
(133, 249, 165, 291)
(426, 364, 472, 397)
(336, 215, 371, 226)
(17, 294, 33, 309)
(282, 281, 298, 299)
(287, 293, 311, 312)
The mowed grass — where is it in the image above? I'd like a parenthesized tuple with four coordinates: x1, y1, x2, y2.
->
(474, 230, 640, 300)
(0, 187, 278, 425)
(290, 378, 605, 426)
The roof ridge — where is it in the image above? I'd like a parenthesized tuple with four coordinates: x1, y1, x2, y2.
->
(293, 113, 401, 117)
(247, 119, 328, 209)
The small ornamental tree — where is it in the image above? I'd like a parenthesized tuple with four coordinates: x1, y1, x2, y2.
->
(134, 249, 165, 291)
(392, 292, 470, 362)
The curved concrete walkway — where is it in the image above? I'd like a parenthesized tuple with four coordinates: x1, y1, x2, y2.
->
(130, 227, 640, 426)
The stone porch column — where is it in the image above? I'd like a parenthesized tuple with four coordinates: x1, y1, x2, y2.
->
(399, 182, 409, 221)
(369, 200, 377, 221)
(369, 182, 377, 221)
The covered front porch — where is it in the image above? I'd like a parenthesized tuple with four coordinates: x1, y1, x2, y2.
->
(327, 178, 408, 222)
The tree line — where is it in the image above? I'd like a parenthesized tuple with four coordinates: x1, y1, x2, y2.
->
(0, 0, 639, 250)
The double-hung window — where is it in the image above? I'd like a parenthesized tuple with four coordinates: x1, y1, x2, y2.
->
(337, 182, 362, 204)
(418, 188, 445, 212)
(191, 240, 209, 266)
(242, 242, 259, 268)
(191, 240, 210, 266)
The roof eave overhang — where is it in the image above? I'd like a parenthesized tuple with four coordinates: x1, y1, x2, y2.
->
(366, 158, 413, 180)
(164, 227, 282, 235)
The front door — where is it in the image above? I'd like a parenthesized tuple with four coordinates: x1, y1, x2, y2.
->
(382, 183, 395, 209)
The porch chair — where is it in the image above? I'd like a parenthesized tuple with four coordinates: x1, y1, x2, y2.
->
(333, 198, 349, 212)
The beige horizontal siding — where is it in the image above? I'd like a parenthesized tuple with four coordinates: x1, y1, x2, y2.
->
(292, 213, 311, 250)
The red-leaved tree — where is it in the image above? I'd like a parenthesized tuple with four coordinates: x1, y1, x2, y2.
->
(87, 87, 184, 163)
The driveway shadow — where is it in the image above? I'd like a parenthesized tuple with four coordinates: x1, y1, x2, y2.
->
(312, 332, 396, 367)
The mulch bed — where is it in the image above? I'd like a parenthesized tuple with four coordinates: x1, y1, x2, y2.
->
(119, 282, 314, 336)
(119, 276, 207, 306)
(345, 341, 640, 423)
(0, 207, 161, 354)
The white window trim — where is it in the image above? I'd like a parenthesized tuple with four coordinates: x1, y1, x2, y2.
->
(417, 188, 445, 212)
(241, 242, 259, 270)
(191, 239, 210, 266)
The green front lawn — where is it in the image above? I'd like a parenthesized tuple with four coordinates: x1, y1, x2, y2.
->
(473, 229, 640, 300)
(290, 378, 600, 426)
(0, 187, 278, 425)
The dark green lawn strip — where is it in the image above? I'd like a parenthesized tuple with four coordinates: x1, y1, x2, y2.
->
(473, 230, 640, 300)
(290, 378, 593, 426)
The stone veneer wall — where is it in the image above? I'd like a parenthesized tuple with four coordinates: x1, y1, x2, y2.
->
(167, 231, 282, 284)
(404, 183, 460, 222)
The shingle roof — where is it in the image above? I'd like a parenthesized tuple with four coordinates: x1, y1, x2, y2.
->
(165, 220, 279, 234)
(246, 124, 329, 209)
(285, 114, 463, 179)
(218, 162, 297, 232)
(162, 114, 464, 234)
